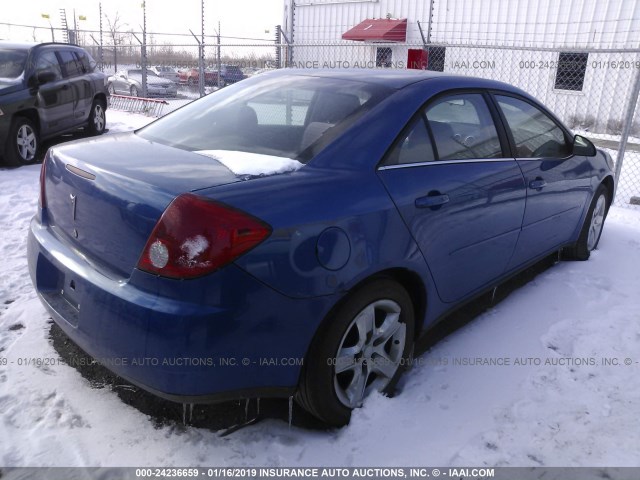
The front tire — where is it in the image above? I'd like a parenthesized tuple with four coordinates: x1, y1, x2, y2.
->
(4, 116, 39, 166)
(564, 184, 610, 260)
(86, 100, 106, 136)
(130, 86, 139, 97)
(297, 278, 415, 427)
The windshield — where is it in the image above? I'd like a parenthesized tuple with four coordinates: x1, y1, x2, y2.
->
(138, 74, 390, 162)
(0, 49, 28, 79)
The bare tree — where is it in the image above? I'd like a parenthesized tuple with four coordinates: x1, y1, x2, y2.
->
(105, 12, 126, 72)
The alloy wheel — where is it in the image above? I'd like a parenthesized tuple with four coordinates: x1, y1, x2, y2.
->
(16, 124, 37, 162)
(334, 299, 406, 408)
(93, 104, 105, 132)
(587, 194, 606, 251)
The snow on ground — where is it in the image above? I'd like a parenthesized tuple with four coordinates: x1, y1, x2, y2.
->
(107, 110, 158, 133)
(0, 111, 640, 467)
(575, 130, 640, 148)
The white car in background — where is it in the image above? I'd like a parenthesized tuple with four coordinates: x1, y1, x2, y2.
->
(149, 65, 180, 83)
(107, 69, 178, 98)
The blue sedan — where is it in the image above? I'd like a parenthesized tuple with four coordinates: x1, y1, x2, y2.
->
(27, 69, 613, 426)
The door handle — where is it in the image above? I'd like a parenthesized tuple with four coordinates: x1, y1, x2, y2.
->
(415, 194, 450, 209)
(529, 179, 546, 190)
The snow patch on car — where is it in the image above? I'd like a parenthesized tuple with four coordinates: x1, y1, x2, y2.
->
(195, 150, 303, 176)
(179, 235, 210, 267)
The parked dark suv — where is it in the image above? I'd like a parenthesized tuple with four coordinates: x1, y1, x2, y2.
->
(0, 42, 109, 166)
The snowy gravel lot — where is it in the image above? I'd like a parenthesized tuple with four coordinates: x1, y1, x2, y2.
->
(1, 110, 639, 467)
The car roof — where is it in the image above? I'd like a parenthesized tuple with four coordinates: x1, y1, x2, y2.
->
(263, 68, 522, 91)
(0, 41, 85, 52)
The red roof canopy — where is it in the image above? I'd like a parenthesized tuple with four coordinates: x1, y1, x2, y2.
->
(342, 18, 408, 42)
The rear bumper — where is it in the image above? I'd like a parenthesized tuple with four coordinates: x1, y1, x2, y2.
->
(146, 87, 177, 98)
(28, 216, 336, 402)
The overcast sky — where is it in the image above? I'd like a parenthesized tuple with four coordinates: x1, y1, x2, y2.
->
(1, 0, 284, 43)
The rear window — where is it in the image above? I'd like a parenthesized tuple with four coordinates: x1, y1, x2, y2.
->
(138, 75, 390, 163)
(0, 49, 28, 79)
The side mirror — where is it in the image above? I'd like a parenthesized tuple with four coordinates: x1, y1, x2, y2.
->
(573, 134, 597, 157)
(36, 70, 57, 85)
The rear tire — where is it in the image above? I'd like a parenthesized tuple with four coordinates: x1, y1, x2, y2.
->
(564, 184, 610, 260)
(86, 100, 106, 136)
(4, 116, 39, 166)
(130, 86, 139, 97)
(297, 278, 415, 427)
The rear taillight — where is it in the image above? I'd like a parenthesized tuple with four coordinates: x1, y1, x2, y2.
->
(39, 153, 47, 209)
(137, 193, 271, 279)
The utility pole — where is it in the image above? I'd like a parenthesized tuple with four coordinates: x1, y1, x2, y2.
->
(41, 13, 55, 42)
(614, 68, 640, 201)
(217, 21, 221, 88)
(72, 9, 77, 44)
(141, 1, 147, 98)
(199, 0, 205, 97)
(99, 3, 104, 71)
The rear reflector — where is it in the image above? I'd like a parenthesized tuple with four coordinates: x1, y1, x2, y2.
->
(137, 193, 271, 279)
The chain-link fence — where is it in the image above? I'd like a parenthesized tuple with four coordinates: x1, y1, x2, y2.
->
(95, 37, 640, 207)
(2, 19, 639, 206)
(282, 42, 640, 208)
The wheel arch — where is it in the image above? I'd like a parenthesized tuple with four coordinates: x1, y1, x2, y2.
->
(94, 92, 108, 110)
(295, 270, 426, 424)
(12, 109, 40, 133)
(303, 266, 428, 366)
(372, 267, 427, 340)
(601, 175, 614, 208)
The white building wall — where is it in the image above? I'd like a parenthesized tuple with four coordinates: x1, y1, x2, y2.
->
(283, 0, 640, 134)
(287, 0, 640, 48)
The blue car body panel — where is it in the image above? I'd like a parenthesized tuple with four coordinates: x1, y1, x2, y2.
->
(507, 156, 598, 267)
(379, 161, 526, 303)
(28, 218, 339, 399)
(27, 69, 615, 402)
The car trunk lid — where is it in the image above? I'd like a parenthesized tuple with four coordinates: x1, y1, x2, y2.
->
(43, 133, 242, 278)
